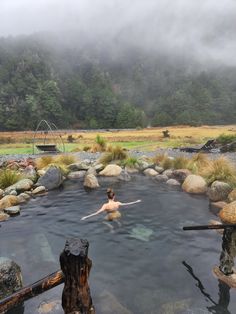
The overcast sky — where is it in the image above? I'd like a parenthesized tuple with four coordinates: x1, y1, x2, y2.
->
(0, 0, 236, 65)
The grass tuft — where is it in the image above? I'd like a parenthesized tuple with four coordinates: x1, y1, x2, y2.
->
(173, 156, 190, 169)
(121, 156, 139, 168)
(0, 169, 22, 189)
(100, 145, 128, 165)
(35, 156, 54, 170)
(199, 157, 236, 185)
(54, 154, 76, 165)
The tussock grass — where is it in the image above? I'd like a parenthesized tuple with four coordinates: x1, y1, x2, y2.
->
(187, 153, 210, 173)
(100, 145, 128, 165)
(54, 154, 76, 165)
(152, 153, 173, 169)
(173, 156, 190, 169)
(199, 157, 236, 185)
(35, 156, 54, 169)
(0, 169, 22, 189)
(91, 134, 107, 152)
(121, 156, 139, 168)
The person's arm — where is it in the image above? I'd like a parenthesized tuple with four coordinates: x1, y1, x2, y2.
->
(119, 200, 141, 206)
(81, 205, 106, 221)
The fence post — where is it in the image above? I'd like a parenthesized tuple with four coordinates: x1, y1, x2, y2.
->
(60, 238, 95, 314)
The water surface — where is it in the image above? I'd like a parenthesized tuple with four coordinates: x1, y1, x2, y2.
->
(1, 175, 234, 314)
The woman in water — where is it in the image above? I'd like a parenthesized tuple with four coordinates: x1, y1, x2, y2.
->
(81, 188, 141, 221)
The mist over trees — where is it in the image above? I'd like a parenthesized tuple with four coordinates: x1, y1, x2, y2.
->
(0, 33, 236, 130)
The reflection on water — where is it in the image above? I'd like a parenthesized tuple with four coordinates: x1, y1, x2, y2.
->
(1, 175, 236, 313)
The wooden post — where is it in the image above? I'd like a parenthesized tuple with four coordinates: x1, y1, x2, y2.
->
(0, 270, 64, 313)
(60, 238, 95, 314)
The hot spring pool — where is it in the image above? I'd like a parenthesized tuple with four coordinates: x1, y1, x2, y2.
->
(1, 175, 235, 314)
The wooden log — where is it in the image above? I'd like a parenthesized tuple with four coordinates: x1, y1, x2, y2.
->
(60, 238, 95, 314)
(183, 224, 236, 231)
(0, 270, 64, 313)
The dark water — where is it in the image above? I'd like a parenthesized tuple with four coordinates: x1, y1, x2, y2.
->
(1, 175, 235, 314)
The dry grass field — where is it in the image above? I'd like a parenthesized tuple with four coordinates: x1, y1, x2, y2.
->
(0, 125, 236, 154)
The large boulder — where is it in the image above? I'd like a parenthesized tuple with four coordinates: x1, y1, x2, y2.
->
(99, 165, 122, 177)
(208, 181, 232, 202)
(5, 179, 34, 194)
(155, 174, 168, 182)
(182, 175, 207, 194)
(162, 169, 173, 178)
(0, 257, 23, 299)
(36, 166, 63, 190)
(172, 169, 191, 184)
(68, 161, 91, 171)
(228, 189, 236, 202)
(0, 195, 19, 210)
(20, 165, 37, 181)
(219, 201, 236, 224)
(83, 174, 100, 189)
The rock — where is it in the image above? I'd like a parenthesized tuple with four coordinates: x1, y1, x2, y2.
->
(9, 190, 17, 196)
(4, 205, 20, 215)
(137, 160, 151, 171)
(143, 168, 158, 177)
(99, 164, 122, 176)
(154, 165, 164, 173)
(36, 166, 63, 190)
(97, 290, 132, 314)
(162, 169, 173, 178)
(68, 161, 90, 171)
(67, 171, 86, 179)
(21, 165, 37, 181)
(211, 201, 227, 209)
(166, 179, 180, 186)
(38, 300, 61, 313)
(86, 167, 97, 176)
(172, 169, 191, 184)
(5, 179, 34, 194)
(32, 186, 46, 195)
(208, 181, 233, 202)
(118, 170, 131, 181)
(0, 189, 4, 198)
(84, 174, 100, 188)
(37, 169, 46, 176)
(155, 174, 169, 182)
(182, 175, 207, 194)
(18, 193, 31, 201)
(0, 257, 23, 299)
(94, 163, 104, 172)
(0, 195, 19, 210)
(228, 189, 236, 202)
(0, 213, 9, 221)
(125, 166, 139, 174)
(219, 201, 236, 223)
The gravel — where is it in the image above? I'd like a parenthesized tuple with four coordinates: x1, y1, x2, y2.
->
(0, 149, 236, 165)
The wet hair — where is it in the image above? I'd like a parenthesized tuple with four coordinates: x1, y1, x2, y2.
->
(107, 188, 115, 199)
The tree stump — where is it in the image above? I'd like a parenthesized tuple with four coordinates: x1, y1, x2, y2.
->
(60, 238, 95, 314)
(162, 130, 170, 138)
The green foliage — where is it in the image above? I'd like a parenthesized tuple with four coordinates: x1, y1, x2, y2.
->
(121, 156, 139, 168)
(216, 134, 236, 144)
(0, 169, 22, 189)
(95, 134, 106, 149)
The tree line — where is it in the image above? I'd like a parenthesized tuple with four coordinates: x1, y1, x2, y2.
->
(0, 34, 235, 130)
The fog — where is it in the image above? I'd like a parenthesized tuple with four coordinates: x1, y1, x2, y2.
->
(1, 0, 236, 65)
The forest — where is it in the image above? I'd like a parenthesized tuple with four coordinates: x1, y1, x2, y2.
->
(0, 33, 236, 130)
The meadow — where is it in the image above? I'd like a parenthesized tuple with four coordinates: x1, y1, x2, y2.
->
(0, 125, 236, 155)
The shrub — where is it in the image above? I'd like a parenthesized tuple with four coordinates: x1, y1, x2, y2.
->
(35, 156, 54, 169)
(152, 153, 173, 169)
(152, 153, 168, 165)
(200, 157, 236, 185)
(0, 169, 22, 189)
(217, 133, 236, 145)
(83, 146, 91, 152)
